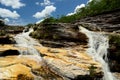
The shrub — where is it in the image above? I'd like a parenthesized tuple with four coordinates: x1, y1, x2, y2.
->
(109, 34, 120, 46)
(0, 30, 6, 36)
(89, 65, 97, 77)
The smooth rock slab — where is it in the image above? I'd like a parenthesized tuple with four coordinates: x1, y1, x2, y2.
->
(35, 45, 103, 79)
(0, 55, 42, 80)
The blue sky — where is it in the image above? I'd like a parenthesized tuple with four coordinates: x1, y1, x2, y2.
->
(0, 0, 90, 25)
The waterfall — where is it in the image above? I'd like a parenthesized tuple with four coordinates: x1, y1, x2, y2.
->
(14, 28, 42, 62)
(79, 26, 116, 80)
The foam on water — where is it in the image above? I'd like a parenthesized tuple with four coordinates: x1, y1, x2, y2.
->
(14, 28, 42, 61)
(79, 26, 116, 80)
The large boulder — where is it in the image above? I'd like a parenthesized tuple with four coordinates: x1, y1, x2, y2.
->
(30, 23, 88, 48)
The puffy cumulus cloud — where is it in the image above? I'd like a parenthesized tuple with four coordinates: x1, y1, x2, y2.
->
(75, 4, 85, 12)
(33, 5, 56, 19)
(40, 0, 54, 6)
(0, 8, 20, 19)
(67, 4, 85, 16)
(67, 13, 75, 16)
(0, 0, 25, 9)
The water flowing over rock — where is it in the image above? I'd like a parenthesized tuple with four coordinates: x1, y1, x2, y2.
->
(0, 28, 103, 80)
(14, 28, 42, 57)
(79, 26, 116, 80)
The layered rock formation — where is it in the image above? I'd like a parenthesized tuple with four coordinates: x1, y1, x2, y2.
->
(35, 45, 103, 79)
(30, 23, 88, 48)
(75, 9, 120, 79)
(0, 44, 63, 80)
(75, 9, 120, 32)
(0, 44, 103, 80)
(0, 8, 120, 80)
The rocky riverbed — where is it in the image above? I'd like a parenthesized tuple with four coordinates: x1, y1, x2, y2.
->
(0, 9, 120, 80)
(0, 44, 103, 80)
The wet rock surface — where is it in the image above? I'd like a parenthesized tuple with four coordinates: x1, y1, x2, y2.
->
(35, 45, 103, 79)
(74, 9, 120, 78)
(0, 44, 103, 80)
(0, 55, 63, 80)
(1, 9, 120, 80)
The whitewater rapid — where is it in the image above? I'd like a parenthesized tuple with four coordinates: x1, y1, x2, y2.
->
(79, 26, 116, 80)
(14, 28, 42, 62)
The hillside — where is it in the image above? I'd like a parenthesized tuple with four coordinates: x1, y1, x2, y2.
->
(0, 0, 120, 80)
(29, 1, 120, 79)
(41, 0, 120, 23)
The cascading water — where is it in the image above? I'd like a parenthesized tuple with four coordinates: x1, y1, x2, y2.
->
(14, 28, 42, 62)
(79, 26, 116, 80)
(14, 28, 64, 80)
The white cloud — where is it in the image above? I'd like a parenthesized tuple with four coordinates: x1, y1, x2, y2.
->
(67, 4, 85, 16)
(75, 4, 85, 12)
(0, 8, 20, 19)
(67, 13, 75, 16)
(33, 5, 56, 19)
(0, 0, 25, 9)
(40, 0, 54, 6)
(35, 2, 40, 5)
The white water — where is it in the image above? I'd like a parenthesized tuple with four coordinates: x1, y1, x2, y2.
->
(79, 26, 116, 80)
(14, 28, 42, 62)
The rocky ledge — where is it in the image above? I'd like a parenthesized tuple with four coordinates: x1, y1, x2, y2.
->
(35, 45, 103, 80)
(30, 23, 88, 48)
(74, 9, 120, 77)
(75, 9, 120, 32)
(0, 44, 103, 80)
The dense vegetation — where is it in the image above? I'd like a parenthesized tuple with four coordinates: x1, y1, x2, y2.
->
(42, 0, 120, 23)
(0, 19, 5, 26)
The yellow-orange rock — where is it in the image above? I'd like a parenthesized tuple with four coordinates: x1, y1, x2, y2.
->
(35, 45, 102, 79)
(0, 55, 42, 80)
(0, 44, 102, 80)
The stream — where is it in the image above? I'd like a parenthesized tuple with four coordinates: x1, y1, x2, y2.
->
(79, 26, 116, 80)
